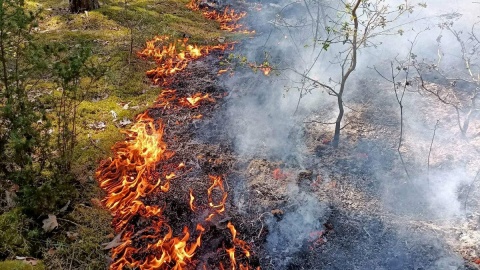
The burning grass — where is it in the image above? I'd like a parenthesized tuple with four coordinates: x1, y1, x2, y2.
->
(187, 0, 253, 33)
(138, 36, 233, 85)
(94, 2, 261, 268)
(96, 105, 258, 269)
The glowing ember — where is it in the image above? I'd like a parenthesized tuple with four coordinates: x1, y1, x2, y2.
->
(217, 69, 230, 75)
(272, 168, 287, 180)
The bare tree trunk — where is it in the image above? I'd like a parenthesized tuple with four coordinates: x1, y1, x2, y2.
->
(332, 95, 343, 147)
(331, 0, 361, 148)
(70, 0, 99, 13)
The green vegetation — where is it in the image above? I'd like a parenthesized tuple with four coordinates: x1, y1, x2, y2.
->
(0, 0, 227, 268)
(0, 260, 45, 270)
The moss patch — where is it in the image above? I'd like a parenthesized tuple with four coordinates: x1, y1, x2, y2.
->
(0, 260, 45, 270)
(0, 209, 30, 259)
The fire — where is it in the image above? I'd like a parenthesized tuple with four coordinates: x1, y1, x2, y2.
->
(96, 0, 261, 269)
(154, 89, 177, 109)
(110, 223, 205, 270)
(189, 189, 196, 212)
(96, 112, 169, 228)
(155, 90, 215, 110)
(207, 175, 228, 215)
(179, 93, 215, 108)
(187, 1, 251, 33)
(249, 63, 272, 76)
(226, 222, 253, 270)
(260, 66, 272, 76)
(138, 36, 230, 85)
(96, 111, 207, 269)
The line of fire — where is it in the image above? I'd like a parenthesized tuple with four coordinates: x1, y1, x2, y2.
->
(95, 1, 261, 269)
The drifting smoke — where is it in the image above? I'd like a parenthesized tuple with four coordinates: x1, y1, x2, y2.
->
(217, 0, 480, 269)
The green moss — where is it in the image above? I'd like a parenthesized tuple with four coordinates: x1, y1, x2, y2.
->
(0, 209, 30, 259)
(0, 260, 45, 270)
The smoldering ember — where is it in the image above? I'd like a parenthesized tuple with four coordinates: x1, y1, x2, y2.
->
(1, 0, 480, 269)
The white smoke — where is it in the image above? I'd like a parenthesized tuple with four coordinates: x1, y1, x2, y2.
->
(220, 0, 480, 268)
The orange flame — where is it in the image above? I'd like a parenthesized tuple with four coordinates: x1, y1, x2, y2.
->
(225, 222, 253, 270)
(110, 223, 205, 269)
(207, 175, 228, 214)
(249, 63, 272, 76)
(187, 0, 253, 33)
(96, 111, 208, 269)
(139, 36, 230, 85)
(189, 189, 196, 212)
(179, 93, 215, 108)
(96, 1, 261, 268)
(96, 113, 170, 228)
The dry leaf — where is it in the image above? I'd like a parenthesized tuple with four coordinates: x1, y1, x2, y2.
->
(119, 118, 132, 127)
(110, 110, 117, 119)
(59, 200, 70, 212)
(88, 121, 106, 130)
(47, 248, 56, 256)
(5, 190, 17, 208)
(102, 232, 123, 250)
(66, 231, 79, 241)
(42, 214, 58, 232)
(271, 209, 284, 216)
(11, 184, 19, 192)
(15, 256, 38, 266)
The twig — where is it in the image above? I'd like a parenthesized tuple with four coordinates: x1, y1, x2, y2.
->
(363, 227, 371, 238)
(57, 217, 82, 227)
(89, 137, 108, 155)
(427, 120, 439, 183)
(255, 212, 270, 239)
(464, 168, 480, 214)
(304, 119, 350, 130)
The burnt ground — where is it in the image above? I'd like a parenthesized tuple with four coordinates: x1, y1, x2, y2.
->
(129, 54, 480, 270)
(138, 49, 480, 269)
